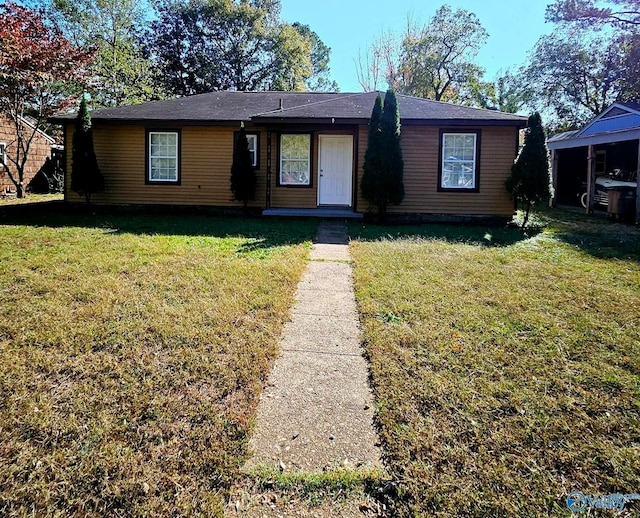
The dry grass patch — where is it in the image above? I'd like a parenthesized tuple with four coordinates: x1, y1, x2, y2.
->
(228, 466, 388, 516)
(0, 205, 316, 517)
(350, 209, 640, 517)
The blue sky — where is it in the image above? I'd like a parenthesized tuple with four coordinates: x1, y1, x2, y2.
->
(280, 0, 553, 92)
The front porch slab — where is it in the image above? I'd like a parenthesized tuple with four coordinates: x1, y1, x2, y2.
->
(262, 207, 364, 219)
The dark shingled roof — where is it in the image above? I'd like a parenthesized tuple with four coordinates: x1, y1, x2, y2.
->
(253, 92, 527, 124)
(51, 91, 527, 126)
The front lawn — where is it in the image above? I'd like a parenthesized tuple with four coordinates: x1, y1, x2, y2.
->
(350, 209, 640, 517)
(0, 203, 316, 517)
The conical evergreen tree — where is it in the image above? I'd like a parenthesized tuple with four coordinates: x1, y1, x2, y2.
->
(506, 112, 551, 228)
(361, 93, 383, 211)
(379, 89, 405, 211)
(71, 96, 104, 203)
(230, 125, 257, 211)
(361, 90, 404, 221)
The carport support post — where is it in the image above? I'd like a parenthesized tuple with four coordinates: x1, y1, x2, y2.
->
(550, 149, 557, 207)
(636, 139, 640, 224)
(587, 144, 596, 214)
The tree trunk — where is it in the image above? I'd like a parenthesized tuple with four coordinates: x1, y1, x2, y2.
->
(521, 200, 531, 229)
(16, 183, 24, 199)
(378, 200, 388, 224)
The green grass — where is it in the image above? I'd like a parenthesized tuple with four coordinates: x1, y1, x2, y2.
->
(0, 202, 316, 517)
(350, 208, 640, 517)
(0, 193, 63, 205)
(227, 467, 389, 516)
(240, 466, 388, 505)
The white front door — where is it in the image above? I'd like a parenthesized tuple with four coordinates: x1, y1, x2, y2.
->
(318, 135, 353, 206)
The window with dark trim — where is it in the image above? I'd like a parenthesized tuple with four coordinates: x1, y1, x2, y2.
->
(146, 130, 181, 184)
(234, 132, 260, 168)
(438, 130, 481, 192)
(0, 143, 6, 166)
(279, 133, 311, 186)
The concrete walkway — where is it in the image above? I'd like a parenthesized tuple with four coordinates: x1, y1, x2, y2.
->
(244, 220, 381, 473)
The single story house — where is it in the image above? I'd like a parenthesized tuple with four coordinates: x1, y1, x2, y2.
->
(548, 101, 640, 223)
(52, 91, 527, 219)
(1, 113, 57, 195)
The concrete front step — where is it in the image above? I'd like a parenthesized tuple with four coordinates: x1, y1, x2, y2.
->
(262, 207, 364, 219)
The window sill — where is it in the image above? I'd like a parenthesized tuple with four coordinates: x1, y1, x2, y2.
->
(146, 180, 181, 186)
(437, 186, 479, 193)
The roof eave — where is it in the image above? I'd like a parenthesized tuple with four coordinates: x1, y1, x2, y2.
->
(401, 118, 527, 127)
(50, 115, 528, 128)
(49, 116, 251, 126)
(251, 116, 526, 127)
(547, 127, 640, 150)
(49, 116, 74, 124)
(18, 116, 57, 143)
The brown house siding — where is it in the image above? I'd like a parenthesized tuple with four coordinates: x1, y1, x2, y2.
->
(356, 124, 368, 212)
(1, 114, 53, 193)
(65, 121, 518, 216)
(66, 124, 359, 210)
(356, 125, 518, 216)
(65, 124, 268, 208)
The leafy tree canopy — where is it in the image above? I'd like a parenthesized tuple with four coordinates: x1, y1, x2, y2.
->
(291, 23, 339, 92)
(47, 0, 163, 107)
(546, 0, 640, 28)
(0, 1, 92, 197)
(146, 0, 334, 96)
(355, 5, 490, 106)
(399, 5, 488, 101)
(523, 31, 624, 130)
(518, 0, 640, 130)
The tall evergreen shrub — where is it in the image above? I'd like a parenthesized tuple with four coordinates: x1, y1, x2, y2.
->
(506, 112, 552, 228)
(361, 90, 405, 221)
(71, 96, 104, 203)
(230, 125, 256, 211)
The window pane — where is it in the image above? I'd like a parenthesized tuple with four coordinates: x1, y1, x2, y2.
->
(442, 133, 476, 189)
(149, 132, 178, 181)
(281, 160, 310, 185)
(464, 135, 475, 148)
(151, 133, 177, 148)
(246, 135, 256, 152)
(150, 158, 177, 181)
(282, 135, 310, 159)
(462, 145, 475, 161)
(246, 135, 257, 166)
(280, 134, 310, 185)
